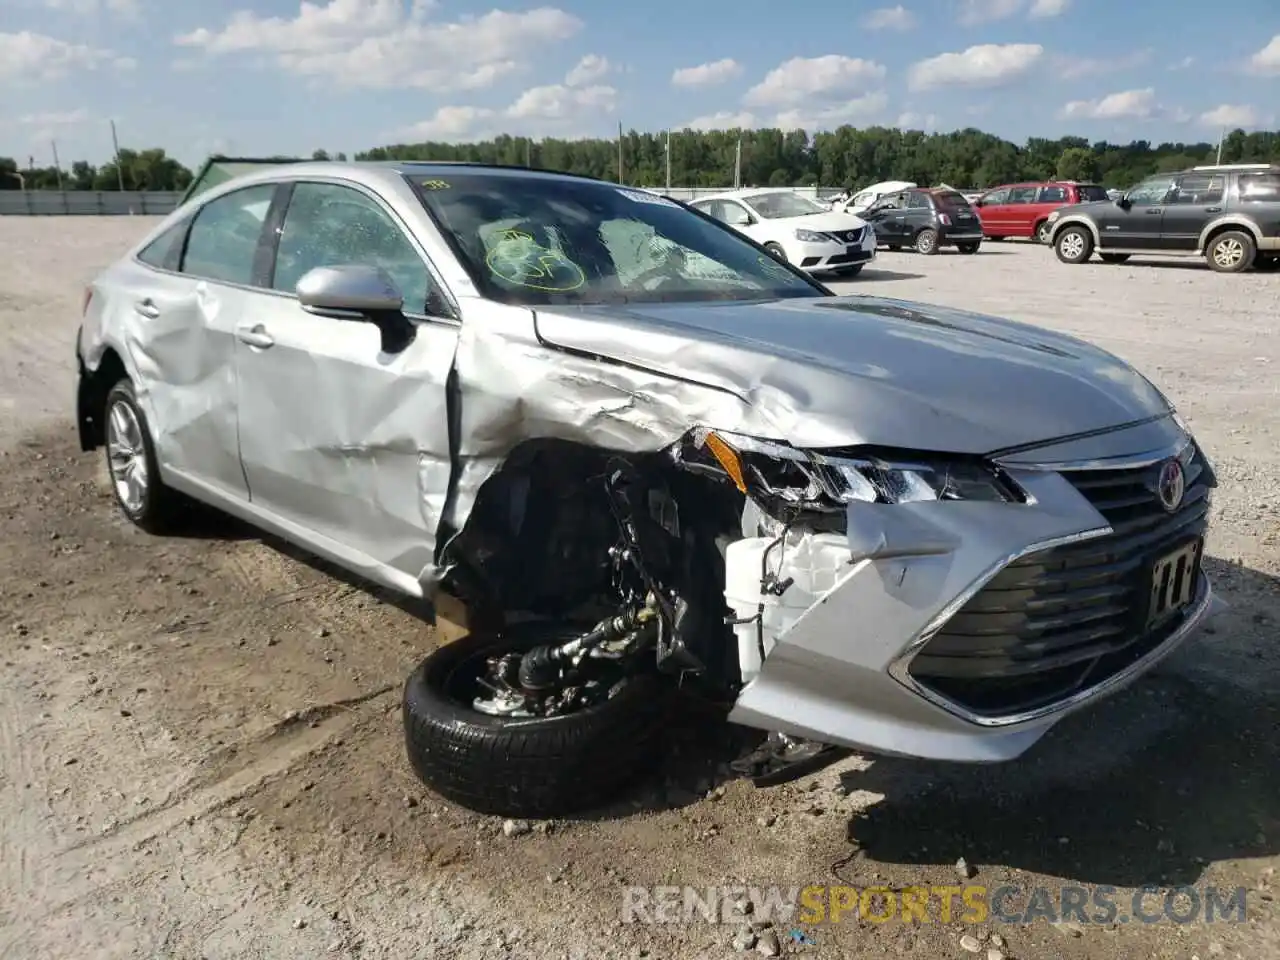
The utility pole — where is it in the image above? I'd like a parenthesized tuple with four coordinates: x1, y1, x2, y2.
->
(733, 135, 742, 189)
(525, 138, 531, 167)
(665, 129, 671, 192)
(617, 121, 624, 184)
(110, 119, 125, 191)
(1215, 126, 1226, 165)
(51, 141, 64, 190)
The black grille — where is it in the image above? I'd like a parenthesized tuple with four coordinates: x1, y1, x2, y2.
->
(832, 228, 864, 243)
(907, 444, 1214, 718)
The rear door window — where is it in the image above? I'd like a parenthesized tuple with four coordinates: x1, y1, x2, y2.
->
(980, 188, 1011, 205)
(1170, 174, 1225, 205)
(1238, 173, 1280, 201)
(1037, 185, 1068, 203)
(1075, 184, 1109, 202)
(180, 184, 278, 286)
(1007, 186, 1038, 204)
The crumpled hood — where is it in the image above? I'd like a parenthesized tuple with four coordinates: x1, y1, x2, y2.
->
(533, 295, 1172, 454)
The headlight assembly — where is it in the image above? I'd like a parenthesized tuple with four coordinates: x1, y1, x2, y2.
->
(680, 429, 1025, 521)
(794, 229, 830, 243)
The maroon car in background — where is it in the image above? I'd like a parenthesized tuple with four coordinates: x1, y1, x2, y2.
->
(975, 181, 1110, 243)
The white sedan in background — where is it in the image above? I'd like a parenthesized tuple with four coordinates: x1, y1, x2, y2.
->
(689, 188, 877, 277)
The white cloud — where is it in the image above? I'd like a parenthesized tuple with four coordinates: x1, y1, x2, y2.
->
(680, 110, 756, 131)
(1169, 55, 1195, 70)
(1200, 104, 1260, 128)
(775, 91, 890, 131)
(897, 111, 939, 130)
(1247, 34, 1280, 76)
(1053, 47, 1151, 79)
(398, 105, 496, 140)
(174, 0, 583, 92)
(863, 5, 916, 30)
(0, 30, 131, 81)
(1028, 0, 1069, 17)
(907, 43, 1042, 91)
(671, 57, 742, 88)
(956, 0, 1022, 25)
(41, 0, 140, 15)
(19, 108, 91, 125)
(743, 55, 886, 108)
(1061, 87, 1161, 121)
(564, 53, 610, 86)
(395, 55, 617, 141)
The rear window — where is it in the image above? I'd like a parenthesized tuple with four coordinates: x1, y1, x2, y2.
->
(1076, 185, 1109, 202)
(1238, 173, 1280, 201)
(935, 191, 971, 208)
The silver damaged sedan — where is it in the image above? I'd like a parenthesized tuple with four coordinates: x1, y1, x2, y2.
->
(75, 161, 1223, 817)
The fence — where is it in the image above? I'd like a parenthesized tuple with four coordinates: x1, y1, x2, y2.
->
(0, 191, 183, 216)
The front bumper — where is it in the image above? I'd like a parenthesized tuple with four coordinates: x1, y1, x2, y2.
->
(791, 232, 878, 273)
(725, 434, 1222, 762)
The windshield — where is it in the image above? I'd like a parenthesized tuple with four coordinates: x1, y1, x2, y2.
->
(1076, 184, 1109, 202)
(408, 173, 825, 306)
(742, 191, 828, 219)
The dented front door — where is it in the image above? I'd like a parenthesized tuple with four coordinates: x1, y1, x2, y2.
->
(233, 180, 459, 590)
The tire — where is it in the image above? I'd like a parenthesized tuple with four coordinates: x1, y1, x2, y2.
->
(915, 228, 939, 255)
(957, 242, 981, 255)
(402, 621, 674, 818)
(763, 242, 788, 262)
(1205, 230, 1256, 273)
(1100, 253, 1131, 264)
(885, 244, 902, 252)
(1054, 225, 1093, 264)
(103, 378, 184, 534)
(1034, 220, 1051, 244)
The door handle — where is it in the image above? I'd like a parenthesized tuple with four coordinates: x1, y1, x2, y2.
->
(235, 325, 275, 349)
(133, 298, 160, 319)
(1205, 206, 1223, 213)
(1145, 208, 1163, 215)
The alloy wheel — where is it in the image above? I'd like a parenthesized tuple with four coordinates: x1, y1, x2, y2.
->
(106, 399, 149, 515)
(1212, 237, 1245, 270)
(1058, 232, 1086, 261)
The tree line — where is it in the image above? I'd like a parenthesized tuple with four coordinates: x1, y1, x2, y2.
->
(4, 126, 1279, 194)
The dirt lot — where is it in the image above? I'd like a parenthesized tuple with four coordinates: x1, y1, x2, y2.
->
(1, 219, 1277, 960)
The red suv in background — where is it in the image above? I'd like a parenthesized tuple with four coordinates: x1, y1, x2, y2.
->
(975, 181, 1110, 243)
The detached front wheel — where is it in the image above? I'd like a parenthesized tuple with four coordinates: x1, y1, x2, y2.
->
(403, 621, 673, 818)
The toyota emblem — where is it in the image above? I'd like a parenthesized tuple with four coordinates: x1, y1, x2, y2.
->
(1156, 458, 1186, 513)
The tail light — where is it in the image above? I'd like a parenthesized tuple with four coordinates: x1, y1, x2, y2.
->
(938, 213, 952, 226)
(82, 286, 93, 316)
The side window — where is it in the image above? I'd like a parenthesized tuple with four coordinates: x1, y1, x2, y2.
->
(1007, 186, 1038, 204)
(1037, 185, 1068, 203)
(981, 188, 1010, 205)
(136, 218, 190, 272)
(272, 181, 443, 316)
(1125, 178, 1175, 205)
(723, 201, 751, 223)
(1169, 174, 1224, 205)
(906, 192, 930, 209)
(1236, 173, 1280, 201)
(180, 184, 277, 286)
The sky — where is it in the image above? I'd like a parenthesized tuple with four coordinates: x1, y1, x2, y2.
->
(2, 0, 1279, 170)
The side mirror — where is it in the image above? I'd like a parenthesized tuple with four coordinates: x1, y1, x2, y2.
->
(974, 198, 985, 207)
(1115, 195, 1131, 209)
(296, 264, 415, 354)
(733, 213, 753, 227)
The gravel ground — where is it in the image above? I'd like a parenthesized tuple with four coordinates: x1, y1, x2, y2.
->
(0, 219, 1277, 960)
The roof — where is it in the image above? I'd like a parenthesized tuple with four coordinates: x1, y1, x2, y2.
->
(180, 157, 617, 206)
(688, 187, 818, 202)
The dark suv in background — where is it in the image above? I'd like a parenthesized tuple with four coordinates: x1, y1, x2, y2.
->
(1045, 164, 1280, 273)
(974, 180, 1110, 243)
(862, 187, 984, 255)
